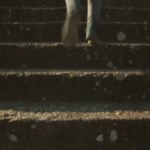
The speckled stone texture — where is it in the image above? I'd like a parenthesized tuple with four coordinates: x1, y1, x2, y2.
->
(0, 69, 149, 101)
(0, 0, 150, 149)
(0, 43, 150, 69)
(1, 101, 150, 150)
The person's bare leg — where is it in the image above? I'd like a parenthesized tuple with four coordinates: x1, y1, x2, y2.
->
(86, 0, 102, 44)
(62, 0, 80, 45)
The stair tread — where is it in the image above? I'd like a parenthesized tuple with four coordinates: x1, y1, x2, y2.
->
(0, 69, 148, 76)
(0, 23, 149, 43)
(1, 7, 150, 9)
(0, 42, 149, 69)
(1, 101, 150, 121)
(1, 21, 149, 24)
(0, 0, 150, 8)
(1, 42, 150, 46)
(1, 7, 149, 23)
(0, 68, 148, 102)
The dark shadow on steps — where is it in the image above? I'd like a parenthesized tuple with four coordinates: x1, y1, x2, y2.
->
(0, 119, 150, 150)
(0, 100, 150, 113)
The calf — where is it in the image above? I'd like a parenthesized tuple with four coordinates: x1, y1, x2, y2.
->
(62, 0, 102, 45)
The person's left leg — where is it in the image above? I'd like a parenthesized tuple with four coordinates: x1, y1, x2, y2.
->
(86, 0, 102, 44)
(62, 0, 80, 45)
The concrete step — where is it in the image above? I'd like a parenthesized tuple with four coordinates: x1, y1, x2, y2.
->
(0, 22, 150, 42)
(0, 69, 149, 101)
(1, 7, 150, 22)
(0, 42, 150, 69)
(0, 0, 150, 8)
(0, 101, 150, 150)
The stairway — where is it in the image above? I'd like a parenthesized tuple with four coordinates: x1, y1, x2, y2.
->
(0, 0, 150, 149)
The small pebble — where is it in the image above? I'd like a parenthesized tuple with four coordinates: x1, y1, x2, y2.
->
(107, 61, 114, 68)
(7, 30, 11, 35)
(42, 97, 46, 101)
(128, 60, 133, 65)
(31, 124, 37, 129)
(117, 32, 126, 41)
(96, 134, 104, 142)
(115, 74, 126, 81)
(95, 81, 100, 87)
(8, 134, 18, 142)
(142, 94, 146, 99)
(110, 130, 118, 142)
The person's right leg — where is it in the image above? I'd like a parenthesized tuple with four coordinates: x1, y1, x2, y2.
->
(86, 0, 102, 44)
(62, 0, 80, 45)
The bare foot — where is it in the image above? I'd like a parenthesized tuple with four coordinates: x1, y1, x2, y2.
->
(87, 39, 101, 46)
(61, 15, 80, 45)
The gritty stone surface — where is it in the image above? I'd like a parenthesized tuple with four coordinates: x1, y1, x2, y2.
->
(0, 69, 146, 77)
(0, 42, 150, 48)
(0, 101, 150, 121)
(115, 111, 122, 116)
(114, 73, 127, 81)
(130, 44, 136, 50)
(0, 69, 148, 102)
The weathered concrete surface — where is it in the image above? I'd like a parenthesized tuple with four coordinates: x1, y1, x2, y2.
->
(0, 42, 150, 69)
(0, 101, 150, 150)
(1, 7, 150, 22)
(1, 101, 150, 120)
(1, 119, 150, 150)
(0, 22, 150, 42)
(0, 69, 149, 101)
(0, 0, 150, 149)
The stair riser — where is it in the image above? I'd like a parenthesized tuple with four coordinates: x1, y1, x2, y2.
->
(0, 72, 149, 101)
(0, 0, 150, 7)
(0, 23, 150, 42)
(0, 44, 150, 69)
(1, 120, 150, 150)
(1, 8, 150, 22)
